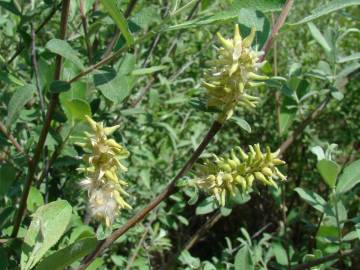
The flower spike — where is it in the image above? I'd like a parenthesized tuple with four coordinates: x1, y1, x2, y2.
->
(202, 24, 268, 122)
(78, 116, 131, 226)
(190, 144, 286, 206)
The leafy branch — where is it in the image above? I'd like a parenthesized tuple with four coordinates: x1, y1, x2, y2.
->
(76, 1, 295, 268)
(11, 0, 72, 238)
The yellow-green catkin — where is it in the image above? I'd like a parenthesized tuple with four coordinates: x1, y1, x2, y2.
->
(78, 115, 131, 226)
(203, 24, 268, 122)
(193, 144, 286, 206)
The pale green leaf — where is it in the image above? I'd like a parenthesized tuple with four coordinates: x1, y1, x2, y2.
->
(336, 159, 360, 194)
(62, 98, 92, 122)
(307, 22, 332, 53)
(27, 187, 44, 213)
(21, 200, 72, 270)
(337, 52, 360, 63)
(131, 65, 168, 76)
(45, 39, 84, 70)
(234, 246, 254, 270)
(196, 197, 218, 215)
(272, 242, 288, 266)
(93, 70, 134, 103)
(232, 117, 251, 133)
(317, 159, 340, 188)
(294, 187, 333, 215)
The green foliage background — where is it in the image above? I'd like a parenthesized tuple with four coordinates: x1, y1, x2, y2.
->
(0, 0, 359, 269)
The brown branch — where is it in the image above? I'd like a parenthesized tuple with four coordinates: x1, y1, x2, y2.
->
(0, 121, 29, 161)
(290, 248, 360, 270)
(259, 0, 294, 62)
(11, 0, 71, 238)
(7, 2, 61, 64)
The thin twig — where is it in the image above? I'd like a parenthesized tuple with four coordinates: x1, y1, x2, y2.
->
(160, 211, 222, 270)
(259, 0, 294, 62)
(124, 225, 151, 270)
(31, 24, 45, 120)
(0, 121, 29, 161)
(79, 0, 93, 63)
(7, 2, 61, 64)
(279, 94, 331, 155)
(290, 248, 360, 270)
(11, 0, 71, 238)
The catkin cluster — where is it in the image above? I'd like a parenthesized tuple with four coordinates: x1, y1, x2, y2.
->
(203, 24, 267, 122)
(78, 116, 131, 226)
(193, 144, 286, 206)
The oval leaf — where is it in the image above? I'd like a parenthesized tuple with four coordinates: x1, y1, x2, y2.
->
(45, 39, 84, 70)
(317, 159, 340, 188)
(21, 200, 72, 270)
(35, 237, 97, 270)
(336, 159, 360, 194)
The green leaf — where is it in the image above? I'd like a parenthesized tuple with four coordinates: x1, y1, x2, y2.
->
(21, 200, 72, 270)
(272, 242, 289, 266)
(0, 70, 24, 86)
(195, 197, 218, 215)
(49, 80, 71, 94)
(131, 6, 160, 28)
(234, 246, 254, 270)
(317, 159, 340, 188)
(100, 0, 133, 45)
(307, 22, 332, 53)
(336, 159, 360, 194)
(292, 0, 360, 25)
(6, 84, 36, 127)
(294, 187, 333, 215)
(35, 237, 97, 270)
(93, 70, 134, 104)
(156, 122, 178, 150)
(0, 164, 16, 197)
(45, 39, 84, 70)
(337, 52, 360, 63)
(310, 146, 325, 161)
(232, 117, 251, 133)
(62, 98, 92, 122)
(131, 65, 168, 76)
(27, 187, 44, 213)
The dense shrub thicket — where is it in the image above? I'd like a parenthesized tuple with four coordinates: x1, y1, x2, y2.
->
(0, 0, 359, 269)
